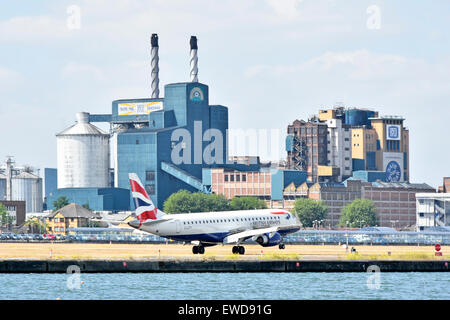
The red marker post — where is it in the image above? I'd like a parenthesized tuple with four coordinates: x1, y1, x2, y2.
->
(435, 244, 443, 256)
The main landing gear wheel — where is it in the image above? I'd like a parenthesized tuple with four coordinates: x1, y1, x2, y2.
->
(192, 245, 205, 254)
(279, 243, 286, 250)
(232, 246, 245, 255)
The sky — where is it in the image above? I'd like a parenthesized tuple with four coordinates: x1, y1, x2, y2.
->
(0, 0, 449, 188)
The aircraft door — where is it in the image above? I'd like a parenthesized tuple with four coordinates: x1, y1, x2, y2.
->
(175, 220, 181, 233)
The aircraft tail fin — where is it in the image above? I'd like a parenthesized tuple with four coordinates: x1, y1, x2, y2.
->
(128, 173, 165, 224)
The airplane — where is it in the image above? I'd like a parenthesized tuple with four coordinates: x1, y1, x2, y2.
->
(127, 173, 301, 254)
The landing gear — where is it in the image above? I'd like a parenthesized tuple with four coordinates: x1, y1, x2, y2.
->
(279, 243, 286, 250)
(232, 245, 245, 255)
(192, 245, 205, 254)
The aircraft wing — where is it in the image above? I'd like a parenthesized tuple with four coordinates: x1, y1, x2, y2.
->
(222, 225, 299, 244)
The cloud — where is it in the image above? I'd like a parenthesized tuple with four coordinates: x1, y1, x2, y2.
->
(0, 66, 23, 93)
(61, 62, 106, 82)
(244, 50, 450, 95)
(266, 0, 304, 20)
(0, 15, 72, 43)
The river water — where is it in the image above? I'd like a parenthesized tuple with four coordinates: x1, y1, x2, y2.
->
(0, 272, 448, 300)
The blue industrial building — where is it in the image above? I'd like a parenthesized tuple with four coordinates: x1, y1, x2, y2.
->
(50, 35, 308, 212)
(48, 187, 130, 212)
(89, 82, 230, 209)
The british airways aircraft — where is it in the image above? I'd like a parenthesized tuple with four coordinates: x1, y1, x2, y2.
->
(127, 173, 301, 254)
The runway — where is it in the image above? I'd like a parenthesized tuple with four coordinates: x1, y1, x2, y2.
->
(0, 242, 446, 261)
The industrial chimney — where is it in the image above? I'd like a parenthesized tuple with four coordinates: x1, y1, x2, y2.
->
(151, 33, 160, 98)
(190, 36, 198, 82)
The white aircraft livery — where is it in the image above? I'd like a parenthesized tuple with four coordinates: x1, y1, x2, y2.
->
(127, 173, 301, 254)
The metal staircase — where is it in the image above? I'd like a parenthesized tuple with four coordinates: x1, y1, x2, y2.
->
(160, 162, 211, 194)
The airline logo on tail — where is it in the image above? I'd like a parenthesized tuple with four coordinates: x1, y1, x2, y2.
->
(129, 173, 160, 225)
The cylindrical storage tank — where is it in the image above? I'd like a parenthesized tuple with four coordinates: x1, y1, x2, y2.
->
(57, 112, 110, 189)
(11, 172, 43, 213)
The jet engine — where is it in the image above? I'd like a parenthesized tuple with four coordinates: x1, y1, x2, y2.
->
(253, 232, 282, 247)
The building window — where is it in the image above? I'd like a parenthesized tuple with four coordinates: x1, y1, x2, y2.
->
(230, 175, 234, 182)
(236, 175, 240, 182)
(146, 171, 155, 181)
(419, 212, 424, 217)
(145, 184, 155, 195)
(224, 175, 228, 182)
(242, 175, 247, 182)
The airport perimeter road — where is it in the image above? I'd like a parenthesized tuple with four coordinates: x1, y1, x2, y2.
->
(0, 243, 447, 261)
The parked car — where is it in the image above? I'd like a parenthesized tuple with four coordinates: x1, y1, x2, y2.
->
(32, 234, 43, 240)
(42, 234, 56, 240)
(54, 234, 65, 240)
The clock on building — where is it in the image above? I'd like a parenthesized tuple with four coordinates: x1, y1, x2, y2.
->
(385, 161, 401, 182)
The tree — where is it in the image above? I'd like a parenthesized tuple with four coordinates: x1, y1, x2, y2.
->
(24, 218, 47, 234)
(53, 196, 69, 211)
(202, 193, 230, 212)
(339, 199, 377, 228)
(292, 198, 328, 228)
(0, 203, 14, 227)
(163, 190, 230, 213)
(82, 201, 90, 210)
(230, 197, 267, 211)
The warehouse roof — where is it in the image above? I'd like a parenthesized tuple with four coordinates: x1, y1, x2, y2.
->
(372, 181, 435, 190)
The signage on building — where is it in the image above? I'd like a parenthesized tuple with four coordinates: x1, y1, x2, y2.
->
(383, 152, 404, 182)
(118, 101, 163, 116)
(386, 125, 401, 141)
(189, 87, 204, 102)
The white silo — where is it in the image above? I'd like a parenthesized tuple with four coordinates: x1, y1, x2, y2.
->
(11, 171, 43, 213)
(56, 112, 110, 188)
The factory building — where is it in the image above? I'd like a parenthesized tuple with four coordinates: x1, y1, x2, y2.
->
(279, 179, 434, 228)
(286, 120, 329, 182)
(204, 166, 307, 206)
(415, 193, 450, 232)
(286, 107, 409, 183)
(416, 178, 450, 231)
(0, 200, 26, 227)
(49, 34, 272, 211)
(0, 157, 43, 213)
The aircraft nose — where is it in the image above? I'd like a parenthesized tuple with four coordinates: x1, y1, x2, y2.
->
(128, 219, 140, 228)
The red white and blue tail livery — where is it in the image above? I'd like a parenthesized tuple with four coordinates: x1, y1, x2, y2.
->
(129, 173, 165, 225)
(127, 173, 301, 255)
